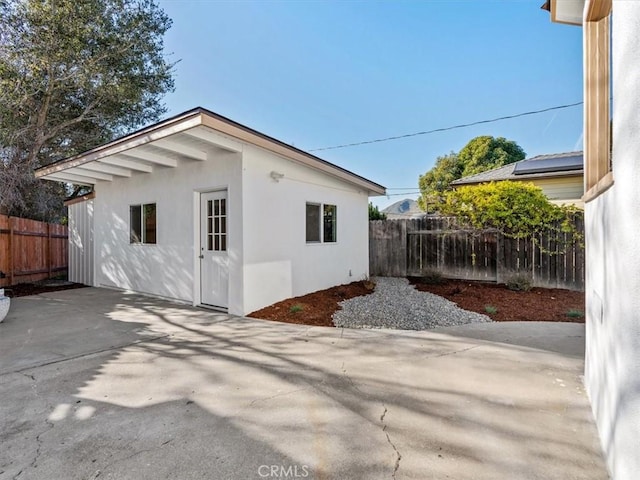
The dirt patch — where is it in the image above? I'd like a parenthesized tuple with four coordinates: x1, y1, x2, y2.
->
(2, 281, 87, 298)
(408, 277, 585, 323)
(248, 281, 374, 327)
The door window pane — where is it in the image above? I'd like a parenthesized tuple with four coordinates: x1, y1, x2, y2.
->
(208, 195, 227, 252)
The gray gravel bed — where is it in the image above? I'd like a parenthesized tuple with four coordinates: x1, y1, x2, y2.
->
(333, 277, 492, 330)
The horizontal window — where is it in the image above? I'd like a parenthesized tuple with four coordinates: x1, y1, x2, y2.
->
(306, 202, 337, 243)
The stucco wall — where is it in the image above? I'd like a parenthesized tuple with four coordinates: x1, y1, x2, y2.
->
(584, 3, 640, 479)
(90, 139, 372, 316)
(241, 145, 370, 314)
(93, 149, 244, 312)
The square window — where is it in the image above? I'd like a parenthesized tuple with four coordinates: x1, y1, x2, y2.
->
(306, 202, 337, 244)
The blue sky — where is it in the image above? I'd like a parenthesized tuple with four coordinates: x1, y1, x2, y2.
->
(158, 0, 583, 209)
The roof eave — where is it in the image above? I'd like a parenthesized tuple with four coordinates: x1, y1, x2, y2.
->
(34, 108, 386, 196)
(452, 171, 584, 186)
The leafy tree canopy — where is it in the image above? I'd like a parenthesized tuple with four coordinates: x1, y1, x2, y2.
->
(417, 152, 460, 211)
(458, 136, 526, 177)
(0, 0, 175, 221)
(418, 136, 525, 211)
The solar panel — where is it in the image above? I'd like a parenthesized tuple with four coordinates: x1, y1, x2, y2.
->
(513, 154, 583, 175)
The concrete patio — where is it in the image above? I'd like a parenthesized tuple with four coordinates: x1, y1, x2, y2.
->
(0, 288, 607, 479)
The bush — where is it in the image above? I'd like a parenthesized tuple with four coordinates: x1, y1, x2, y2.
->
(289, 304, 304, 313)
(420, 269, 444, 285)
(484, 305, 498, 315)
(566, 309, 584, 318)
(505, 274, 532, 292)
(437, 181, 582, 244)
(368, 202, 387, 220)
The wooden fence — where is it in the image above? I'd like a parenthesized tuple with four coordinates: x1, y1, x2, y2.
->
(370, 216, 585, 291)
(0, 215, 68, 287)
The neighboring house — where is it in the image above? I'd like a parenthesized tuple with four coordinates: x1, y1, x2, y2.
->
(382, 198, 425, 219)
(451, 151, 584, 207)
(35, 107, 385, 316)
(544, 1, 639, 479)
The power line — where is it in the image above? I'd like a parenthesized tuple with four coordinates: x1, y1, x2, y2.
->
(384, 191, 422, 196)
(309, 101, 583, 152)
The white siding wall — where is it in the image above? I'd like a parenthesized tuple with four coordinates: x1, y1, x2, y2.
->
(531, 176, 584, 207)
(584, 4, 640, 479)
(68, 199, 94, 286)
(93, 150, 244, 312)
(241, 145, 370, 314)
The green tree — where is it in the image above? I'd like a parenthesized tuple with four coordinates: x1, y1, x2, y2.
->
(458, 136, 526, 177)
(437, 181, 580, 241)
(417, 136, 525, 211)
(0, 0, 175, 221)
(368, 202, 387, 220)
(417, 152, 460, 211)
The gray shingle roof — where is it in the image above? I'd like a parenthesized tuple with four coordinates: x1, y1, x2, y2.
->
(451, 151, 583, 185)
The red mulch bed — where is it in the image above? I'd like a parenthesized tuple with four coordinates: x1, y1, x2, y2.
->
(2, 281, 87, 298)
(250, 278, 585, 326)
(408, 277, 585, 322)
(248, 281, 374, 327)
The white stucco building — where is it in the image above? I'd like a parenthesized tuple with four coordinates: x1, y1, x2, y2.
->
(36, 108, 385, 315)
(545, 1, 640, 478)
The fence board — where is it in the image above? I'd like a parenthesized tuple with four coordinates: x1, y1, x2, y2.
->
(369, 216, 584, 291)
(0, 215, 68, 287)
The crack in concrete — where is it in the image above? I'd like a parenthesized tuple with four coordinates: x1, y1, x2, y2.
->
(380, 405, 402, 480)
(249, 387, 310, 407)
(427, 344, 480, 359)
(90, 437, 176, 478)
(340, 363, 365, 394)
(14, 418, 54, 479)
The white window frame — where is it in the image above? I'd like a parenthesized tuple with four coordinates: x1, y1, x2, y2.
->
(130, 203, 157, 245)
(305, 202, 337, 244)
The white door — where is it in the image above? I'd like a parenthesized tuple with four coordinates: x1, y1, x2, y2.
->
(200, 191, 229, 309)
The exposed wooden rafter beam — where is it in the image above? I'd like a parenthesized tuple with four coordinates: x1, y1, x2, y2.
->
(153, 137, 208, 161)
(122, 148, 178, 167)
(79, 161, 132, 177)
(183, 127, 243, 153)
(66, 167, 113, 182)
(43, 172, 98, 185)
(100, 156, 154, 173)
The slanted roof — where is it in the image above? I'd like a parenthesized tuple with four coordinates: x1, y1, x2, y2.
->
(451, 151, 584, 186)
(34, 107, 386, 196)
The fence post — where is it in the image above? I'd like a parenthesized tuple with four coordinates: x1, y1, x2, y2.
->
(496, 232, 504, 284)
(47, 222, 52, 278)
(8, 217, 14, 285)
(400, 219, 408, 277)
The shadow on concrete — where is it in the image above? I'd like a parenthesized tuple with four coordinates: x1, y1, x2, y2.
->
(0, 288, 608, 480)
